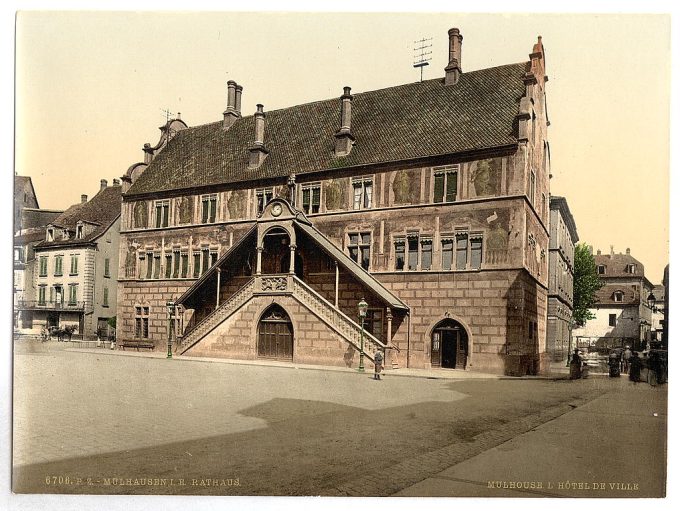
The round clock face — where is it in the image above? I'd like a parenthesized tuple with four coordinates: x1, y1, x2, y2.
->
(271, 203, 283, 217)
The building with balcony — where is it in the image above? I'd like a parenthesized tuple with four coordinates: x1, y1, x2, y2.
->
(572, 248, 655, 352)
(116, 28, 552, 375)
(546, 196, 578, 363)
(13, 175, 64, 333)
(24, 181, 121, 338)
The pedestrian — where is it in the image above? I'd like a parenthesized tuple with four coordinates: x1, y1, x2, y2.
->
(569, 349, 582, 380)
(622, 346, 632, 374)
(373, 350, 384, 380)
(629, 351, 642, 383)
(608, 350, 621, 378)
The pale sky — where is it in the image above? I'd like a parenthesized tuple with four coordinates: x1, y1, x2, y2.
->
(13, 11, 671, 282)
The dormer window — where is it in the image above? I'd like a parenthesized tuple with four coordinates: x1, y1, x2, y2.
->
(76, 224, 84, 239)
(46, 228, 54, 242)
(597, 265, 606, 275)
(613, 291, 624, 303)
(626, 263, 636, 274)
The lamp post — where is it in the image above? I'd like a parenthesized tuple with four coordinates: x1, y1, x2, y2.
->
(647, 292, 656, 312)
(358, 297, 368, 372)
(166, 301, 175, 359)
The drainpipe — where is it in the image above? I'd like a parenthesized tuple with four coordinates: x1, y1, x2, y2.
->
(406, 311, 411, 368)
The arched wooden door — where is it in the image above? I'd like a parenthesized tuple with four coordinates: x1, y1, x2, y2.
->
(431, 319, 468, 369)
(257, 305, 294, 360)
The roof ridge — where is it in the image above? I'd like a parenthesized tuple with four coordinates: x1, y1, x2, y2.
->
(179, 61, 529, 131)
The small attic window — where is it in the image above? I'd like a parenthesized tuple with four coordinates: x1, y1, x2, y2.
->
(597, 265, 606, 275)
(626, 263, 636, 274)
(613, 291, 624, 303)
(62, 230, 69, 241)
(46, 228, 54, 242)
(76, 224, 84, 239)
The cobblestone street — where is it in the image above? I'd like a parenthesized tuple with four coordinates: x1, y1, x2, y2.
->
(12, 340, 667, 497)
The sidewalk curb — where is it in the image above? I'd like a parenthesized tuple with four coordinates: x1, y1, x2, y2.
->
(62, 346, 588, 382)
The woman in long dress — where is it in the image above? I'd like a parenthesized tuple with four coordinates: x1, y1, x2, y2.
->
(629, 352, 642, 383)
(569, 349, 582, 380)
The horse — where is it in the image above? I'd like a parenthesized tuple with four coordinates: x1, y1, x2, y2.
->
(49, 325, 77, 341)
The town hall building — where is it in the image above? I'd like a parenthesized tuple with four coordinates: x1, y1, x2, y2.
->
(116, 28, 551, 375)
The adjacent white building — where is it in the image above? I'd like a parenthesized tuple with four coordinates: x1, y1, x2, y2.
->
(572, 248, 654, 352)
(20, 180, 122, 339)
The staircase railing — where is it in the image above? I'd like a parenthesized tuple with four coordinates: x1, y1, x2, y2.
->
(177, 278, 255, 354)
(291, 276, 387, 363)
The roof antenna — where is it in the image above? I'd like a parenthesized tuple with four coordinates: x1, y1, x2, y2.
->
(413, 37, 432, 82)
(160, 107, 178, 142)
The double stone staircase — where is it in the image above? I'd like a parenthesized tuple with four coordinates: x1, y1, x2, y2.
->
(176, 274, 389, 361)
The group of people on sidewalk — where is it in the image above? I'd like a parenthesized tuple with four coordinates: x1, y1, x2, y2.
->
(570, 346, 667, 385)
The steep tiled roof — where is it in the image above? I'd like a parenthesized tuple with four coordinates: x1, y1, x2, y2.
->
(126, 63, 528, 197)
(594, 284, 642, 306)
(594, 253, 645, 279)
(35, 186, 122, 248)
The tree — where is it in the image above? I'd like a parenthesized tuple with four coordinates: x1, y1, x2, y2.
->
(573, 243, 604, 326)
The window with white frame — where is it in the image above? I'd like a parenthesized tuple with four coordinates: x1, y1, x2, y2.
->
(153, 253, 161, 279)
(352, 177, 373, 210)
(348, 232, 371, 271)
(39, 256, 48, 277)
(301, 183, 321, 214)
(442, 232, 483, 271)
(165, 253, 173, 279)
(394, 237, 405, 271)
(180, 251, 189, 278)
(68, 284, 78, 305)
(155, 200, 170, 228)
(433, 165, 459, 203)
(135, 306, 149, 339)
(70, 255, 79, 275)
(38, 285, 46, 305)
(54, 255, 63, 276)
(394, 233, 432, 271)
(201, 194, 218, 223)
(613, 291, 624, 303)
(256, 188, 274, 215)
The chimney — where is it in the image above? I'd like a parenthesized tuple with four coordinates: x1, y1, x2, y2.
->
(626, 248, 631, 255)
(143, 143, 154, 164)
(81, 194, 88, 203)
(610, 245, 614, 256)
(100, 179, 108, 191)
(444, 28, 463, 85)
(248, 104, 269, 168)
(223, 80, 239, 129)
(334, 86, 355, 157)
(113, 178, 121, 186)
(235, 84, 243, 116)
(596, 249, 601, 256)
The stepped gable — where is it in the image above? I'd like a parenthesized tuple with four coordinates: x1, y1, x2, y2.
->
(126, 62, 528, 196)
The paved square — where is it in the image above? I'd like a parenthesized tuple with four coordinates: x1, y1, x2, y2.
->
(12, 340, 664, 496)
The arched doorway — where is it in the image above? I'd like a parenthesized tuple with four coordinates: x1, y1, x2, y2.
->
(257, 304, 294, 360)
(261, 227, 290, 275)
(431, 319, 468, 369)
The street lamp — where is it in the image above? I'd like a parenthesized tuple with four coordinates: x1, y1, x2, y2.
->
(647, 292, 657, 312)
(166, 301, 175, 359)
(358, 297, 368, 372)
